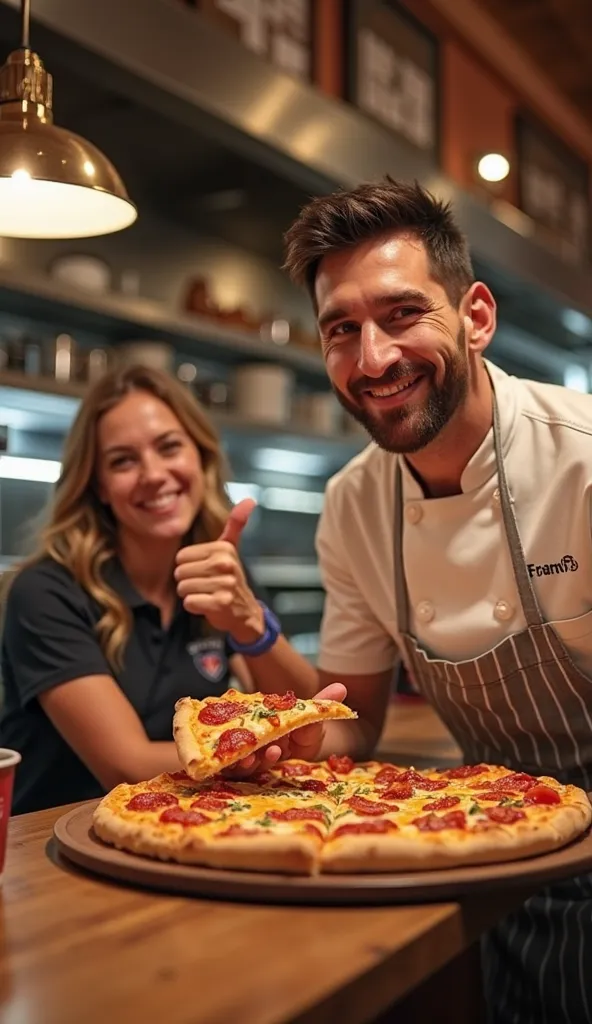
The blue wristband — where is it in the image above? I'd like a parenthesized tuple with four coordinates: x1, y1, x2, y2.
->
(227, 602, 281, 656)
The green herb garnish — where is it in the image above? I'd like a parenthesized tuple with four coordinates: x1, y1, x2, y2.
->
(310, 803, 332, 826)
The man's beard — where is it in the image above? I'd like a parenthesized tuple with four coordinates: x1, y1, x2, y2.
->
(333, 325, 469, 454)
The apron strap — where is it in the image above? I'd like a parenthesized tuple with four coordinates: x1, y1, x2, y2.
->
(491, 392, 544, 627)
(393, 379, 544, 635)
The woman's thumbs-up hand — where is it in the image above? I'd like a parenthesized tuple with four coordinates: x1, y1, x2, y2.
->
(174, 498, 263, 640)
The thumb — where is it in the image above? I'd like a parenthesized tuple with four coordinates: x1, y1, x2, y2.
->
(220, 497, 257, 547)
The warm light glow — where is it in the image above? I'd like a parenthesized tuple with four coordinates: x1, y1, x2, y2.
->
(83, 160, 95, 177)
(477, 153, 510, 183)
(11, 168, 31, 183)
(0, 178, 137, 238)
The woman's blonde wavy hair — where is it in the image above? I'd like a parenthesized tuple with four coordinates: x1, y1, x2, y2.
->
(9, 363, 232, 669)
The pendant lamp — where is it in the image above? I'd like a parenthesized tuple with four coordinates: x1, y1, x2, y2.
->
(0, 0, 137, 238)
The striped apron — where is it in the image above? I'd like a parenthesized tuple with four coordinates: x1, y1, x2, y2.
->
(393, 394, 592, 1024)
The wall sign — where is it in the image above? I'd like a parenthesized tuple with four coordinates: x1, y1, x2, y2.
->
(516, 113, 591, 264)
(198, 0, 312, 82)
(346, 0, 438, 155)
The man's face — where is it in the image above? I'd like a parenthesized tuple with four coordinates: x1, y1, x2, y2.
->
(315, 232, 470, 454)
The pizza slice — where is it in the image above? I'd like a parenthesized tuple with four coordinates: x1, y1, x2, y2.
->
(173, 690, 357, 781)
(93, 771, 336, 874)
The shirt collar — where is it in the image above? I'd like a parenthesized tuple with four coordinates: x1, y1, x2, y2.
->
(399, 359, 519, 497)
(101, 557, 150, 609)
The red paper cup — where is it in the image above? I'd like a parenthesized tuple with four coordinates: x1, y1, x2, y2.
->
(0, 749, 21, 881)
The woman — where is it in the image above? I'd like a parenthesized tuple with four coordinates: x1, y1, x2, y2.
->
(1, 364, 341, 814)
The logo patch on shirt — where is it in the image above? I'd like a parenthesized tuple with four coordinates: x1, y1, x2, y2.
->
(527, 555, 579, 578)
(186, 638, 227, 684)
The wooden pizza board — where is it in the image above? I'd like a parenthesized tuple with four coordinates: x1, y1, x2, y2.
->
(53, 801, 592, 906)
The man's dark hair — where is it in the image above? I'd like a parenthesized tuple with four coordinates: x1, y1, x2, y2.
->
(283, 176, 474, 307)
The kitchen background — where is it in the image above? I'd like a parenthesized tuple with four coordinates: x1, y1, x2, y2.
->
(0, 0, 591, 664)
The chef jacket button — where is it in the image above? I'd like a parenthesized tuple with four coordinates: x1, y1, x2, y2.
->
(416, 600, 435, 623)
(405, 503, 423, 524)
(492, 487, 501, 507)
(494, 600, 514, 622)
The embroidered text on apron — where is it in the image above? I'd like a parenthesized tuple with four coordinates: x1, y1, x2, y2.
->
(393, 391, 592, 1024)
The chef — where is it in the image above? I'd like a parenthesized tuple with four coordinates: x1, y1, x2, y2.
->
(282, 176, 592, 1024)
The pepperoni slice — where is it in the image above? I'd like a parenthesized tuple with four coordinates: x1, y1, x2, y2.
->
(263, 691, 298, 711)
(485, 806, 526, 824)
(214, 728, 258, 760)
(380, 783, 414, 801)
(523, 785, 561, 806)
(422, 796, 461, 812)
(126, 792, 179, 812)
(206, 779, 241, 795)
(167, 770, 194, 783)
(327, 754, 355, 775)
(333, 819, 398, 838)
(417, 778, 448, 791)
(296, 779, 328, 793)
(280, 762, 312, 777)
(301, 824, 324, 839)
(413, 810, 466, 832)
(218, 824, 260, 838)
(483, 772, 537, 793)
(345, 796, 400, 816)
(252, 771, 275, 787)
(190, 794, 232, 811)
(198, 700, 248, 726)
(397, 769, 448, 791)
(442, 764, 490, 779)
(159, 807, 210, 827)
(269, 808, 326, 822)
(374, 766, 402, 786)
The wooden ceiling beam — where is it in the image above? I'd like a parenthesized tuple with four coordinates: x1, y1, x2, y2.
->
(428, 0, 592, 161)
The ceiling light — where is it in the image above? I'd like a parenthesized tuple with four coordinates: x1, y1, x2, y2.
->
(253, 448, 327, 476)
(477, 153, 510, 183)
(0, 455, 61, 482)
(563, 365, 590, 394)
(0, 0, 137, 238)
(561, 309, 592, 340)
(262, 487, 324, 514)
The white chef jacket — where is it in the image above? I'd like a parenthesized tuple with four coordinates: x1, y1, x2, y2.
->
(316, 360, 592, 677)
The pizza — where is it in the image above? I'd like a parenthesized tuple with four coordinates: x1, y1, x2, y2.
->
(93, 758, 592, 875)
(172, 689, 357, 781)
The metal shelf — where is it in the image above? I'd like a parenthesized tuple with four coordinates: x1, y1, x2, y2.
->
(0, 371, 366, 455)
(0, 263, 326, 384)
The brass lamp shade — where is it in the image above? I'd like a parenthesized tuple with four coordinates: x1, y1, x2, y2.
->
(0, 47, 137, 239)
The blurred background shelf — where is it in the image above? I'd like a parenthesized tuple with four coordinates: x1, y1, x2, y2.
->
(0, 264, 327, 384)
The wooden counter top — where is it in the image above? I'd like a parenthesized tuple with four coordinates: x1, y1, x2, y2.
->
(0, 803, 532, 1024)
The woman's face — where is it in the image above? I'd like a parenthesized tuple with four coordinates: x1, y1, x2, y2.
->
(95, 390, 204, 544)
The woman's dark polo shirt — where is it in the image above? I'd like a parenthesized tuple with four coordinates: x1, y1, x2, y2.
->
(0, 557, 248, 814)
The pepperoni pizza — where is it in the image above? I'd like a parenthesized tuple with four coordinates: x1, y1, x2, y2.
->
(172, 689, 357, 781)
(93, 759, 591, 875)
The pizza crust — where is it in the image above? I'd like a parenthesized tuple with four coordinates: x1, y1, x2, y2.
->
(93, 794, 320, 875)
(320, 820, 575, 874)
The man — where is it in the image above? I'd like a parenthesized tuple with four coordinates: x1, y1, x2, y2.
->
(281, 177, 592, 1024)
